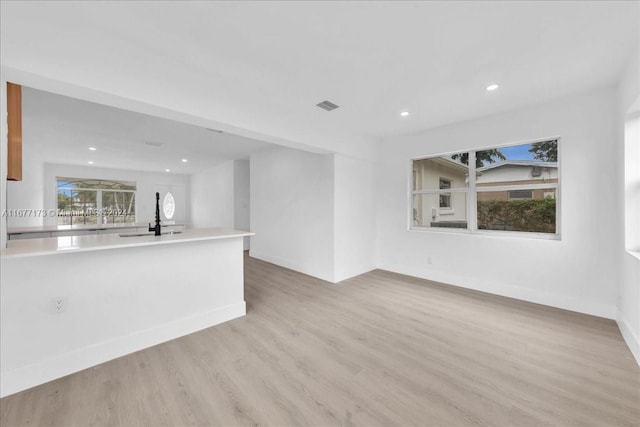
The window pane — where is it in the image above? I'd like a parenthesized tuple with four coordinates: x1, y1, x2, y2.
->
(57, 189, 98, 225)
(476, 140, 558, 187)
(439, 193, 452, 208)
(102, 191, 136, 224)
(57, 188, 73, 225)
(413, 194, 468, 229)
(439, 178, 451, 190)
(477, 188, 557, 233)
(56, 177, 137, 225)
(413, 154, 469, 191)
(57, 177, 136, 191)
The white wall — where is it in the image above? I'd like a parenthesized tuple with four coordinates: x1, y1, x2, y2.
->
(1, 236, 246, 397)
(617, 49, 640, 365)
(6, 143, 44, 227)
(250, 146, 335, 282)
(190, 161, 235, 229)
(234, 159, 251, 250)
(7, 162, 191, 228)
(376, 87, 619, 319)
(1, 76, 8, 248)
(250, 147, 377, 283)
(334, 155, 377, 282)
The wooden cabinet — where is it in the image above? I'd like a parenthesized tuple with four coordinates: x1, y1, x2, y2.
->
(7, 82, 22, 181)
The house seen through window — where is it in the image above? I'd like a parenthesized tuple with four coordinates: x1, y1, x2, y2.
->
(57, 177, 137, 225)
(411, 139, 559, 236)
(439, 178, 452, 208)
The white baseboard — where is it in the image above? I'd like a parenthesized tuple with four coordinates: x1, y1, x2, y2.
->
(617, 315, 640, 366)
(334, 264, 377, 283)
(378, 263, 617, 320)
(0, 302, 246, 398)
(250, 250, 376, 284)
(249, 250, 335, 282)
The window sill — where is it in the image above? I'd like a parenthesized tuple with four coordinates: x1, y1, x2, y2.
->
(409, 227, 561, 240)
(626, 250, 640, 261)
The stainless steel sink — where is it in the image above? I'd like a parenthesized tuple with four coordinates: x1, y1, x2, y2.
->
(119, 231, 182, 237)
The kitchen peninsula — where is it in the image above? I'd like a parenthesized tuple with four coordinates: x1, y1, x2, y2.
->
(6, 222, 186, 240)
(0, 228, 253, 397)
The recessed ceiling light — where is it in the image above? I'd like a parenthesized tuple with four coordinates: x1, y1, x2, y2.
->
(88, 147, 97, 151)
(486, 84, 500, 91)
(165, 168, 171, 172)
(400, 111, 410, 117)
(88, 161, 94, 165)
(181, 158, 188, 163)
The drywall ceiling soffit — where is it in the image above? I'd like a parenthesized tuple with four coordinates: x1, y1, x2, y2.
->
(1, 1, 638, 155)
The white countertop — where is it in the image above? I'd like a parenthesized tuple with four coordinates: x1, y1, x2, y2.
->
(8, 223, 185, 234)
(1, 228, 253, 258)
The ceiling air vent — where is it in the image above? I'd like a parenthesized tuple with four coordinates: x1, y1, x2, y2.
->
(316, 100, 340, 111)
(144, 141, 164, 147)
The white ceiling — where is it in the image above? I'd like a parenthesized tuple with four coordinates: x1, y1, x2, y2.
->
(22, 87, 272, 174)
(2, 1, 639, 155)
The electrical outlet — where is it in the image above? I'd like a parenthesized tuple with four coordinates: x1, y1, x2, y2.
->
(51, 297, 67, 314)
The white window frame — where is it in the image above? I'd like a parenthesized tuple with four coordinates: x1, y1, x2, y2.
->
(56, 178, 137, 226)
(624, 107, 640, 258)
(408, 137, 561, 240)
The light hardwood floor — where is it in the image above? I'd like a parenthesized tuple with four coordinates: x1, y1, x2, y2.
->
(2, 254, 639, 426)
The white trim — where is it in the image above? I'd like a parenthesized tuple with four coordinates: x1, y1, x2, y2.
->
(56, 188, 136, 193)
(0, 302, 246, 398)
(617, 315, 640, 366)
(413, 187, 469, 194)
(473, 229, 560, 240)
(477, 183, 557, 192)
(378, 263, 616, 320)
(409, 226, 471, 235)
(249, 250, 335, 283)
(626, 250, 640, 261)
(468, 151, 477, 231)
(556, 137, 563, 238)
(409, 227, 559, 240)
(407, 158, 414, 229)
(408, 138, 561, 237)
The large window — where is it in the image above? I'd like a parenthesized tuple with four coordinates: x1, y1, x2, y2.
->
(624, 111, 639, 253)
(57, 178, 136, 225)
(411, 139, 559, 237)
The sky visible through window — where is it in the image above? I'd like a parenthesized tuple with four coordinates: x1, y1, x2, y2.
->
(446, 141, 557, 166)
(500, 144, 535, 161)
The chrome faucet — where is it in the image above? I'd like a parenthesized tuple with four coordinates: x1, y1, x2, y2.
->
(148, 192, 161, 236)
